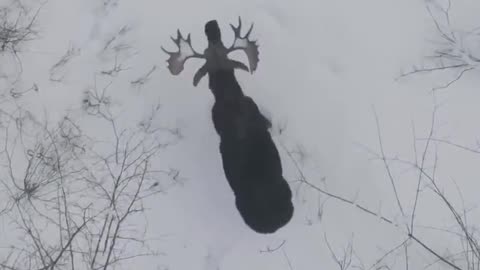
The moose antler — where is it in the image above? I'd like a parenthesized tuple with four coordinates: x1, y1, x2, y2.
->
(161, 29, 204, 75)
(227, 17, 260, 74)
(161, 18, 260, 85)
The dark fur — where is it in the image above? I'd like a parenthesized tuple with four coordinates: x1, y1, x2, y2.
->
(207, 67, 294, 234)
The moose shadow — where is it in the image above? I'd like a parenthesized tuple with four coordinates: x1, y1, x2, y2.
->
(162, 18, 293, 234)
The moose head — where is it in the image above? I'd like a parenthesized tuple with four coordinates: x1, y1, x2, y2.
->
(161, 17, 260, 86)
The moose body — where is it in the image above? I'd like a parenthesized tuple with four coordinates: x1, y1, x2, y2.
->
(162, 19, 293, 234)
(208, 68, 293, 233)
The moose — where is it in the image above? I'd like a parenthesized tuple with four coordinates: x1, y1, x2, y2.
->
(162, 18, 293, 234)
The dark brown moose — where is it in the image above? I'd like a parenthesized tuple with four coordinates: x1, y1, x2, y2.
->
(162, 18, 293, 234)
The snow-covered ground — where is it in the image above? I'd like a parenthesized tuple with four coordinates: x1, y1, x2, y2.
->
(1, 0, 480, 269)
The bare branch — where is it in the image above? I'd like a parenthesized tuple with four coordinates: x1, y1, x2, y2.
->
(130, 65, 157, 89)
(398, 0, 480, 90)
(372, 106, 405, 218)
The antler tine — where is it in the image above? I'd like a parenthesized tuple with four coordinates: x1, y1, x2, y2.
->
(229, 20, 239, 36)
(161, 29, 182, 55)
(245, 22, 254, 39)
(161, 28, 204, 76)
(162, 30, 179, 49)
(229, 20, 255, 40)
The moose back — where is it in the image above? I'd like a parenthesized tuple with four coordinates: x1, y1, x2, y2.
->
(162, 18, 293, 234)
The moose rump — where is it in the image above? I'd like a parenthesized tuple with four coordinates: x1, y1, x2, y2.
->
(219, 136, 293, 234)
